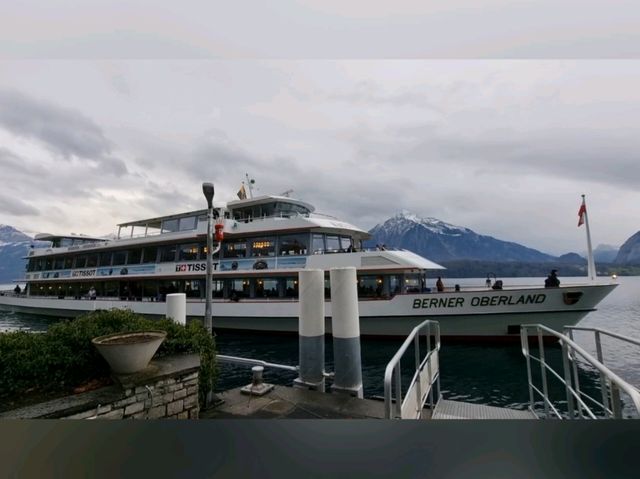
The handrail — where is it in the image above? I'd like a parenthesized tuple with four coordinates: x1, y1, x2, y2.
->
(564, 326, 640, 348)
(216, 354, 299, 372)
(521, 324, 640, 419)
(383, 320, 441, 419)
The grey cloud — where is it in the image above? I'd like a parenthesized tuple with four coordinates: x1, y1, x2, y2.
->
(0, 193, 39, 216)
(0, 147, 31, 175)
(0, 89, 128, 176)
(342, 120, 640, 191)
(423, 128, 640, 189)
(328, 81, 443, 113)
(189, 140, 262, 179)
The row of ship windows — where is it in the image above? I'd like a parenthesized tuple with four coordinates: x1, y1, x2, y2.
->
(28, 233, 359, 272)
(156, 203, 312, 233)
(27, 274, 426, 300)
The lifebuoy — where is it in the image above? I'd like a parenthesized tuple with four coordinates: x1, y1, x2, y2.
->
(215, 223, 224, 241)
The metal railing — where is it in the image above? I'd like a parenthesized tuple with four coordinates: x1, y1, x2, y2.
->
(521, 324, 640, 419)
(217, 355, 299, 373)
(383, 320, 441, 419)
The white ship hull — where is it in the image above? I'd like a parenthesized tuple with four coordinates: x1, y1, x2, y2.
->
(0, 283, 617, 339)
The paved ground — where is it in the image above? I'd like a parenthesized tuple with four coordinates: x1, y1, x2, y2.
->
(200, 385, 388, 419)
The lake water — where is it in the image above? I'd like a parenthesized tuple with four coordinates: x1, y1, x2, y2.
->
(2, 276, 639, 415)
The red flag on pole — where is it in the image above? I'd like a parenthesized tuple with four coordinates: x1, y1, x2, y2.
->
(578, 203, 586, 227)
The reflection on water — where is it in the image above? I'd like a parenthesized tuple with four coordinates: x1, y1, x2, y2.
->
(2, 276, 639, 414)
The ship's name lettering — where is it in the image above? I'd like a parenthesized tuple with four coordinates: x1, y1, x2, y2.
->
(72, 269, 96, 278)
(413, 297, 464, 309)
(175, 262, 218, 272)
(412, 294, 546, 309)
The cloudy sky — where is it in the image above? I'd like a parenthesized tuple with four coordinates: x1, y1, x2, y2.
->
(0, 3, 639, 256)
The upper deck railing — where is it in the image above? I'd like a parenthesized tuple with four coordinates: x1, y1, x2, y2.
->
(521, 324, 640, 419)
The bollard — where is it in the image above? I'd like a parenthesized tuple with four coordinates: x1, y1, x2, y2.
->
(294, 269, 326, 392)
(166, 293, 186, 325)
(241, 365, 274, 396)
(330, 267, 364, 398)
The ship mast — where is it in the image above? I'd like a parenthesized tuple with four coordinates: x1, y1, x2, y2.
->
(245, 173, 255, 199)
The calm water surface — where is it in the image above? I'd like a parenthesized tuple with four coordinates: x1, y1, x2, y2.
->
(2, 276, 639, 412)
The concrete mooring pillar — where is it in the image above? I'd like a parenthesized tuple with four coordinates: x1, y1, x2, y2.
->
(166, 293, 186, 325)
(330, 267, 363, 398)
(294, 269, 326, 392)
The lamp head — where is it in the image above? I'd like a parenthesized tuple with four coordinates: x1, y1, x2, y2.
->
(202, 182, 214, 208)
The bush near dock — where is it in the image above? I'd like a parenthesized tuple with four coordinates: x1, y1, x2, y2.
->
(0, 309, 216, 410)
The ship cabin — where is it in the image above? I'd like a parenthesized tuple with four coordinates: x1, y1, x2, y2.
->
(23, 195, 434, 302)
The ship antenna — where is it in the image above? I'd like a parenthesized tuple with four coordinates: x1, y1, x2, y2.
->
(245, 173, 255, 199)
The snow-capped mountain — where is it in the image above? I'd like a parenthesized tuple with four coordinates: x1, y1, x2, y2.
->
(0, 225, 37, 284)
(368, 211, 557, 262)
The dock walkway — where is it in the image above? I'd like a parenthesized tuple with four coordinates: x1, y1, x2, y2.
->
(201, 386, 535, 420)
(201, 385, 387, 419)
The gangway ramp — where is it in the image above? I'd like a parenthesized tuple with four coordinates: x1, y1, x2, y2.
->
(432, 400, 537, 420)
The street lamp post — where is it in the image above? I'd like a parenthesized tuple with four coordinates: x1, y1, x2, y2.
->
(202, 182, 215, 334)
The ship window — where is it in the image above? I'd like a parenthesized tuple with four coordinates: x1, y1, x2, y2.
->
(261, 203, 275, 217)
(358, 276, 383, 298)
(86, 254, 98, 268)
(312, 234, 325, 254)
(255, 278, 279, 298)
(159, 245, 177, 263)
(389, 275, 402, 296)
(45, 257, 53, 270)
(224, 241, 247, 258)
(278, 234, 308, 256)
(179, 244, 199, 261)
(62, 257, 72, 269)
(128, 249, 142, 264)
(112, 250, 127, 266)
(53, 257, 64, 270)
(104, 281, 119, 297)
(161, 218, 179, 233)
(98, 251, 112, 267)
(27, 259, 34, 272)
(142, 281, 158, 298)
(60, 238, 73, 247)
(141, 246, 158, 264)
(404, 274, 422, 293)
(275, 202, 310, 217)
(250, 237, 276, 257)
(184, 280, 201, 298)
(179, 216, 197, 231)
(34, 258, 44, 271)
(211, 280, 223, 298)
(229, 279, 250, 298)
(198, 243, 220, 259)
(326, 235, 340, 253)
(74, 255, 87, 269)
(284, 277, 299, 298)
(340, 236, 353, 251)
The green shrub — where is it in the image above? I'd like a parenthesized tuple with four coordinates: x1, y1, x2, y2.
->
(0, 309, 216, 409)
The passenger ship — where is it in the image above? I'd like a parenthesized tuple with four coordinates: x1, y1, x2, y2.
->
(0, 189, 618, 339)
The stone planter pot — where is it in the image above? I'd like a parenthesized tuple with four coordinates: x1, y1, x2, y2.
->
(92, 331, 167, 374)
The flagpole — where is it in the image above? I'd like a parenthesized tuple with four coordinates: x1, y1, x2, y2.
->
(581, 194, 597, 282)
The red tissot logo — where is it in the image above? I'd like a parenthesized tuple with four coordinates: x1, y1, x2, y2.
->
(175, 263, 209, 272)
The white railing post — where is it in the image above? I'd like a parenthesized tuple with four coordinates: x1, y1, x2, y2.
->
(537, 330, 550, 418)
(561, 340, 576, 419)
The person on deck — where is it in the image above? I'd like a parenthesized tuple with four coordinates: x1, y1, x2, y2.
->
(89, 286, 97, 300)
(544, 270, 560, 288)
(13, 285, 21, 294)
(436, 277, 444, 292)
